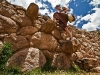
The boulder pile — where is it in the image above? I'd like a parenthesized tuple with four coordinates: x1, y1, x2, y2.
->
(0, 0, 100, 72)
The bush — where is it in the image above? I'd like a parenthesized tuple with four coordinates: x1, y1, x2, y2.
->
(0, 43, 13, 70)
(0, 43, 22, 75)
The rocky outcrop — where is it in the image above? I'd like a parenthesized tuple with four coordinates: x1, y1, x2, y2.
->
(4, 34, 29, 51)
(30, 32, 58, 51)
(52, 53, 72, 70)
(26, 3, 39, 22)
(0, 14, 18, 33)
(91, 66, 100, 73)
(41, 20, 56, 33)
(17, 26, 38, 36)
(0, 0, 100, 72)
(7, 47, 46, 72)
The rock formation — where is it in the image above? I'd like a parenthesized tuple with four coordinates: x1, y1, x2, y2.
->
(0, 0, 100, 72)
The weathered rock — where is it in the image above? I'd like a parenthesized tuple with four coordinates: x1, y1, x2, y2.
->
(42, 50, 54, 59)
(4, 34, 29, 51)
(0, 34, 8, 39)
(34, 20, 42, 29)
(11, 14, 32, 27)
(52, 53, 72, 70)
(56, 40, 74, 54)
(41, 15, 51, 21)
(60, 32, 68, 40)
(56, 40, 80, 54)
(73, 34, 82, 38)
(0, 2, 16, 18)
(75, 52, 83, 59)
(30, 32, 58, 51)
(0, 14, 18, 33)
(91, 66, 100, 73)
(94, 51, 100, 57)
(71, 53, 78, 61)
(38, 18, 45, 24)
(34, 23, 41, 30)
(52, 29, 62, 40)
(34, 19, 42, 25)
(41, 20, 56, 33)
(17, 26, 38, 36)
(76, 58, 99, 71)
(26, 3, 39, 21)
(7, 47, 46, 72)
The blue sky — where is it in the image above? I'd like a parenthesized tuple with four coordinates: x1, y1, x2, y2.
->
(7, 0, 100, 31)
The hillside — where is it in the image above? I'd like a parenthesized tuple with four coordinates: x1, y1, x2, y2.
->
(0, 0, 100, 73)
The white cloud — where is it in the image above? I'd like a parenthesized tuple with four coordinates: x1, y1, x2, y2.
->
(39, 8, 49, 15)
(90, 0, 100, 6)
(7, 0, 70, 9)
(47, 0, 70, 8)
(7, 0, 35, 8)
(74, 0, 100, 31)
(82, 8, 100, 31)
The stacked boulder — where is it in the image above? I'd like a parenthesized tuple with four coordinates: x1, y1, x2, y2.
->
(0, 0, 100, 72)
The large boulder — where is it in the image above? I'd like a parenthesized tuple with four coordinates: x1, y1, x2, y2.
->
(71, 52, 83, 61)
(0, 1, 16, 18)
(42, 50, 54, 59)
(56, 40, 74, 54)
(75, 58, 99, 71)
(11, 14, 32, 27)
(4, 33, 29, 51)
(7, 47, 46, 72)
(34, 19, 42, 30)
(0, 14, 18, 33)
(52, 53, 72, 70)
(26, 3, 39, 22)
(91, 66, 100, 73)
(52, 29, 62, 40)
(56, 39, 81, 54)
(0, 34, 8, 40)
(17, 26, 38, 36)
(30, 32, 58, 51)
(41, 20, 56, 33)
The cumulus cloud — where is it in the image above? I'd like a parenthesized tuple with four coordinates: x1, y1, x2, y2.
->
(48, 0, 70, 8)
(7, 0, 37, 8)
(7, 0, 70, 9)
(82, 5, 100, 31)
(90, 0, 100, 6)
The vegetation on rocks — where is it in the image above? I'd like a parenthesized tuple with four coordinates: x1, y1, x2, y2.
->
(0, 43, 23, 75)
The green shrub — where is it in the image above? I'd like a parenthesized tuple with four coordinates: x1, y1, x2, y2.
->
(0, 43, 22, 75)
(0, 43, 13, 70)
